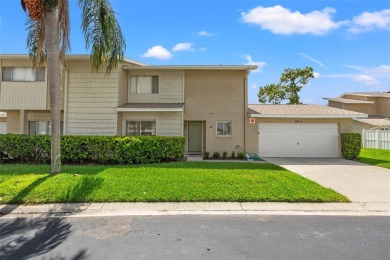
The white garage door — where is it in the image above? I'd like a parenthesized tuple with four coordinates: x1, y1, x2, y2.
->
(0, 122, 6, 134)
(258, 123, 339, 158)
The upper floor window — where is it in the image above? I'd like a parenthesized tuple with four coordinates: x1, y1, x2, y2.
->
(126, 120, 156, 136)
(216, 121, 232, 137)
(130, 76, 159, 94)
(2, 67, 45, 82)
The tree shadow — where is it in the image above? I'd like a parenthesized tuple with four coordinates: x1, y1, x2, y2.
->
(0, 213, 88, 260)
(63, 175, 104, 202)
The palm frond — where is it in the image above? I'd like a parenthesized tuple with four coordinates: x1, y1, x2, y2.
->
(79, 0, 126, 72)
(21, 0, 26, 12)
(58, 0, 71, 65)
(26, 17, 46, 69)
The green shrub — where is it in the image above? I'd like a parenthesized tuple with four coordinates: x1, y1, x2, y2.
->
(0, 134, 185, 164)
(231, 151, 236, 159)
(222, 150, 228, 159)
(203, 151, 210, 160)
(237, 152, 246, 160)
(212, 151, 220, 159)
(341, 133, 361, 160)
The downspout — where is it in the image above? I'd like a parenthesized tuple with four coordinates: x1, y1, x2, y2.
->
(63, 62, 69, 135)
(244, 69, 249, 151)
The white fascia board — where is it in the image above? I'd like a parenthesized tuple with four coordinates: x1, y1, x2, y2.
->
(117, 108, 184, 112)
(249, 114, 368, 119)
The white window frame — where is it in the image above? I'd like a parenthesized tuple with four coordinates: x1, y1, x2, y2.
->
(216, 121, 232, 137)
(2, 67, 45, 82)
(129, 75, 159, 94)
(125, 120, 156, 136)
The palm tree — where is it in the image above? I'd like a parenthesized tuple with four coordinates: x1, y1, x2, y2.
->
(21, 0, 126, 173)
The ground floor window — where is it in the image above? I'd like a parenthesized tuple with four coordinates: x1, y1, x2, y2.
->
(216, 121, 232, 136)
(28, 121, 63, 135)
(126, 120, 156, 136)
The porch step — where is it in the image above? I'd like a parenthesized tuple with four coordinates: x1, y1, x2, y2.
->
(186, 156, 204, 162)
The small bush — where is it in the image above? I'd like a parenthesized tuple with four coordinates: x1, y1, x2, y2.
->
(212, 151, 221, 159)
(237, 152, 246, 160)
(222, 150, 228, 159)
(0, 134, 185, 164)
(341, 133, 361, 160)
(203, 151, 210, 160)
(231, 151, 236, 159)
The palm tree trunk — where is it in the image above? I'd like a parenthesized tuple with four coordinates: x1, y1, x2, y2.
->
(45, 9, 61, 174)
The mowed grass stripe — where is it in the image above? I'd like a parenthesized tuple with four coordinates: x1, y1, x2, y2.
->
(0, 162, 348, 204)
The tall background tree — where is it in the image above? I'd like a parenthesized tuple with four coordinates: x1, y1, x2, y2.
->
(258, 67, 314, 104)
(21, 0, 126, 173)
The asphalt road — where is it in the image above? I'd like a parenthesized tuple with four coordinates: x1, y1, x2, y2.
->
(1, 215, 389, 260)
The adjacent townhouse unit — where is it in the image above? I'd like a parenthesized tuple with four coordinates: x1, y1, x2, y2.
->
(0, 54, 256, 156)
(0, 54, 367, 158)
(324, 91, 390, 132)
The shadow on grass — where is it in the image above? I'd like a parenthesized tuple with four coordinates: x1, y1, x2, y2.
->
(0, 214, 88, 260)
(357, 157, 390, 168)
(63, 175, 104, 202)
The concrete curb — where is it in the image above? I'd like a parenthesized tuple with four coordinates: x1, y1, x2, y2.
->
(1, 202, 390, 218)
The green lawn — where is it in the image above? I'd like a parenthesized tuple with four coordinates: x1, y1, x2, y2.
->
(357, 148, 390, 169)
(0, 162, 348, 204)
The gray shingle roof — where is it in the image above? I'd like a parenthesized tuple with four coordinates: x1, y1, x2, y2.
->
(248, 104, 367, 118)
(355, 115, 390, 127)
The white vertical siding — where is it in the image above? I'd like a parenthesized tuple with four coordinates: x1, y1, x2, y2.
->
(66, 61, 118, 135)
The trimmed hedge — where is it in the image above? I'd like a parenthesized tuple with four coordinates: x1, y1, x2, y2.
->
(341, 133, 361, 160)
(0, 134, 185, 164)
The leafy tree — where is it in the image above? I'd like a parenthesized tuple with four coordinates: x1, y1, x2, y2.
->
(258, 67, 314, 104)
(21, 0, 126, 173)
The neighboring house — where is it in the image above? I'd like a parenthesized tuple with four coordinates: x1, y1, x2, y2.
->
(0, 112, 6, 134)
(246, 105, 366, 158)
(324, 91, 390, 132)
(0, 54, 256, 155)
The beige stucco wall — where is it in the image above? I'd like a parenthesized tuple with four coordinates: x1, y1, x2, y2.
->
(328, 101, 343, 109)
(352, 120, 373, 134)
(245, 117, 353, 157)
(342, 103, 377, 115)
(0, 59, 47, 110)
(184, 70, 247, 153)
(119, 111, 183, 136)
(125, 69, 184, 104)
(65, 61, 119, 135)
(6, 110, 21, 133)
(376, 97, 390, 117)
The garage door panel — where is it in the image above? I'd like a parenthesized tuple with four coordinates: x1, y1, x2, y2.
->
(258, 123, 339, 158)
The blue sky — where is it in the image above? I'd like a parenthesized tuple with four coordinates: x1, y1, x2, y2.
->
(1, 0, 389, 104)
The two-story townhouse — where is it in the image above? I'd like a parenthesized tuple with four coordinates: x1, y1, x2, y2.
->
(324, 91, 390, 132)
(0, 54, 256, 155)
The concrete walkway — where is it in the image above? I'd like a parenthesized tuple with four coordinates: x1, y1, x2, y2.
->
(263, 158, 390, 203)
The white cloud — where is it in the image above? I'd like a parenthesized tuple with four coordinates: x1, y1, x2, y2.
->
(143, 46, 172, 60)
(345, 64, 390, 76)
(172, 42, 194, 52)
(349, 9, 390, 33)
(243, 55, 266, 73)
(198, 31, 215, 36)
(200, 47, 208, 51)
(251, 83, 259, 89)
(299, 53, 328, 69)
(313, 72, 321, 78)
(353, 74, 381, 86)
(241, 5, 342, 35)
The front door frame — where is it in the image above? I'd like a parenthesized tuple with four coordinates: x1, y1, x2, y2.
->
(187, 121, 203, 155)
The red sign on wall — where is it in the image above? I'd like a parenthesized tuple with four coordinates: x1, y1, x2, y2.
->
(249, 118, 255, 124)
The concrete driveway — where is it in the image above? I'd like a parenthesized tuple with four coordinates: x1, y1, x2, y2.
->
(263, 158, 390, 203)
